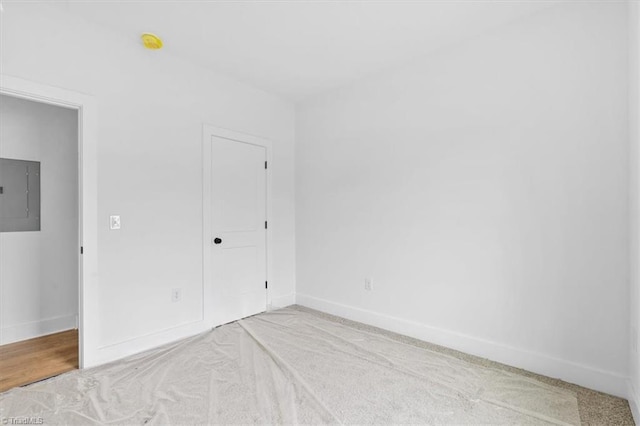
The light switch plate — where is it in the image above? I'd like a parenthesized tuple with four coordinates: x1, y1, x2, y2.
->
(110, 215, 121, 230)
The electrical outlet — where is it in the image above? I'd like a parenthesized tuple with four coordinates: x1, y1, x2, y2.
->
(171, 288, 182, 303)
(110, 215, 121, 230)
(364, 278, 373, 291)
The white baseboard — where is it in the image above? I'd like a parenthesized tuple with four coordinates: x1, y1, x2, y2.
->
(296, 293, 628, 398)
(271, 293, 296, 308)
(0, 314, 77, 345)
(87, 320, 211, 368)
(629, 380, 640, 425)
(86, 294, 297, 368)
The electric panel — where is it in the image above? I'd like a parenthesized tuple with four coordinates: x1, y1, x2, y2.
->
(0, 158, 41, 232)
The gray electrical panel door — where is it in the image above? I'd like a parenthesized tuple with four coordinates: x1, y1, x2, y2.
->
(0, 158, 41, 232)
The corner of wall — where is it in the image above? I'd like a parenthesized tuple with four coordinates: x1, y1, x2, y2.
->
(629, 0, 640, 422)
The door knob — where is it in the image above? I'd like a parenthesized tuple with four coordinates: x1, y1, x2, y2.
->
(214, 237, 222, 244)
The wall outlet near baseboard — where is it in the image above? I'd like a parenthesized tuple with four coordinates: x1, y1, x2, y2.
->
(171, 288, 182, 303)
(364, 278, 373, 291)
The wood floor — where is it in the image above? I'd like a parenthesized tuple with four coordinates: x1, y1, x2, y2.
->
(0, 329, 78, 393)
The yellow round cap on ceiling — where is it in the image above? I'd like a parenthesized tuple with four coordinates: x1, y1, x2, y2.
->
(141, 33, 163, 50)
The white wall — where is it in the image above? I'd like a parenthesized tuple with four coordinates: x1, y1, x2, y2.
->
(0, 3, 296, 363)
(296, 3, 629, 396)
(0, 95, 78, 344)
(629, 0, 640, 421)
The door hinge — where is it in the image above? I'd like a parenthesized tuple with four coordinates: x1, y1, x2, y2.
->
(265, 161, 267, 169)
(265, 221, 268, 229)
(265, 281, 268, 289)
(80, 246, 84, 255)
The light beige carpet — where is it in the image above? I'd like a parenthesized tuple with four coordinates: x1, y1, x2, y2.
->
(0, 307, 585, 425)
(294, 306, 635, 426)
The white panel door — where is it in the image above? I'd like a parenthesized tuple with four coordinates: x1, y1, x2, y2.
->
(210, 136, 267, 326)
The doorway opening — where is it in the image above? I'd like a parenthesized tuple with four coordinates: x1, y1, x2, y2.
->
(0, 94, 80, 391)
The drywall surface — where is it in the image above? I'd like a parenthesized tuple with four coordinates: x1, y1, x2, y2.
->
(0, 3, 296, 362)
(629, 1, 640, 421)
(296, 3, 629, 396)
(0, 95, 78, 344)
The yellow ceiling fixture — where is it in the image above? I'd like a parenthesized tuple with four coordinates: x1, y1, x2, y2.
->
(141, 33, 163, 50)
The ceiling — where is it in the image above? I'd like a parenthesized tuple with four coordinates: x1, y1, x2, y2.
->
(52, 0, 552, 102)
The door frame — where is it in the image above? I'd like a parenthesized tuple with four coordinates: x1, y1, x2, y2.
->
(202, 124, 272, 328)
(0, 74, 99, 368)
